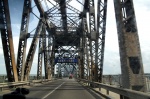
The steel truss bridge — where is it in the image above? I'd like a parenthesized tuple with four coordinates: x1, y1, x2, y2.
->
(0, 0, 147, 94)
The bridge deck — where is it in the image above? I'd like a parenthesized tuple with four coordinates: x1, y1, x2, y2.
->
(26, 78, 103, 99)
(0, 78, 104, 99)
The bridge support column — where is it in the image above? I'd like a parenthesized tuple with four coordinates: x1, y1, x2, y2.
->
(114, 0, 146, 91)
(24, 19, 43, 81)
(0, 0, 18, 82)
(17, 0, 31, 81)
(85, 0, 107, 82)
(79, 37, 84, 79)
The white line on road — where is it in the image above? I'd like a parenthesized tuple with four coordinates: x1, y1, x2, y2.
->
(42, 82, 65, 99)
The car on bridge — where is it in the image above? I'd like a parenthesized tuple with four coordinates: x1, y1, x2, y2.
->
(69, 74, 73, 79)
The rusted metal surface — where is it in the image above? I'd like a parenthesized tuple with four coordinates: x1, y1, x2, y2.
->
(0, 0, 18, 82)
(114, 0, 146, 91)
(34, 0, 52, 80)
(82, 0, 107, 82)
(1, 1, 147, 97)
(17, 0, 31, 81)
(37, 26, 44, 80)
(24, 19, 43, 81)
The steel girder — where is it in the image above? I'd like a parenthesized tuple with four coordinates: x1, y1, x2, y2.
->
(43, 27, 49, 79)
(17, 0, 31, 81)
(54, 45, 78, 75)
(47, 36, 53, 79)
(24, 19, 43, 81)
(82, 18, 89, 80)
(66, 4, 81, 14)
(85, 38, 90, 80)
(37, 26, 44, 80)
(45, 0, 81, 33)
(114, 0, 146, 92)
(59, 0, 68, 34)
(0, 0, 18, 82)
(50, 44, 55, 76)
(34, 0, 56, 80)
(82, 0, 107, 82)
(46, 0, 72, 14)
(37, 24, 49, 80)
(34, 0, 55, 30)
(97, 0, 107, 83)
(48, 13, 79, 17)
(78, 20, 85, 79)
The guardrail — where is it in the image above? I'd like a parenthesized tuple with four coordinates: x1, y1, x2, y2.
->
(79, 79, 150, 99)
(0, 79, 51, 92)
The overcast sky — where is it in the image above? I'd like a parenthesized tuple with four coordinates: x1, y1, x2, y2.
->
(0, 0, 150, 75)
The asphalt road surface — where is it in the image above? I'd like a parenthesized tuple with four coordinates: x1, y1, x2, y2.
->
(0, 78, 103, 99)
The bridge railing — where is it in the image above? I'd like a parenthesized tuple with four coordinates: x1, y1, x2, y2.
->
(0, 79, 51, 91)
(79, 79, 150, 99)
(102, 75, 150, 92)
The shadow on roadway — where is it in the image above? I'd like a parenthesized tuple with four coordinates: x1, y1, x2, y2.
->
(0, 94, 37, 99)
(81, 85, 103, 99)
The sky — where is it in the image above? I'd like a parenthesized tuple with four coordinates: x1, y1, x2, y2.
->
(0, 0, 150, 75)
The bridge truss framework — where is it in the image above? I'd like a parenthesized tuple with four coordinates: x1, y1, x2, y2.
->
(0, 0, 146, 92)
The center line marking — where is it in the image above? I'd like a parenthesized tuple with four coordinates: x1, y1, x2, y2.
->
(42, 82, 65, 99)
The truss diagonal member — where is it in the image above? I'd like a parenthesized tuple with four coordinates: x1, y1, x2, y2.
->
(0, 0, 18, 82)
(59, 0, 68, 34)
(67, 16, 79, 27)
(46, 0, 72, 14)
(24, 19, 44, 81)
(66, 4, 81, 14)
(34, 0, 55, 29)
(17, 0, 31, 81)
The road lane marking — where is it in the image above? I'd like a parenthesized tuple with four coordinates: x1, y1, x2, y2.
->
(42, 82, 65, 99)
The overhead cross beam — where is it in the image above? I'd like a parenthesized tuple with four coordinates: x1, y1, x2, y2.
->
(46, 0, 72, 14)
(59, 0, 68, 34)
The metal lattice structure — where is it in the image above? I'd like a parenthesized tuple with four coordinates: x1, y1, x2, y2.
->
(0, 0, 146, 92)
(0, 0, 18, 82)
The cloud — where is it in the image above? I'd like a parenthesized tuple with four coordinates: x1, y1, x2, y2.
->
(103, 50, 121, 74)
(133, 1, 150, 73)
(103, 0, 150, 74)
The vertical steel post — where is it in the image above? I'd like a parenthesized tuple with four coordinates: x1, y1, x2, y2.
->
(50, 42, 55, 77)
(24, 19, 43, 81)
(97, 0, 107, 82)
(17, 0, 31, 81)
(43, 27, 49, 79)
(37, 26, 44, 80)
(114, 0, 146, 91)
(79, 37, 84, 79)
(87, 0, 107, 82)
(47, 36, 53, 79)
(0, 0, 18, 82)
